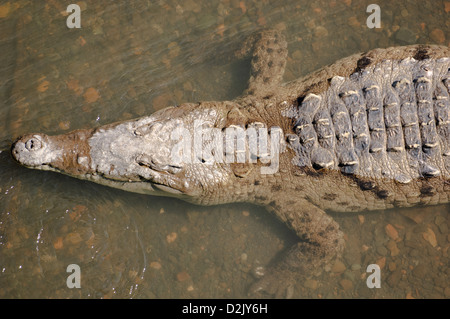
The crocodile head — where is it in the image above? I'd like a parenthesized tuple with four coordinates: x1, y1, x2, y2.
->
(11, 103, 240, 204)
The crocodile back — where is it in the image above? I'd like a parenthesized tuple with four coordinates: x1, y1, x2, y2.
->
(286, 49, 450, 184)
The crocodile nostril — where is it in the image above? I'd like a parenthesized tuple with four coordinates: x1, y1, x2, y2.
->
(25, 137, 42, 151)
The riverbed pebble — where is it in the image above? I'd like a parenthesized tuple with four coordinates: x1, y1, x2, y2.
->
(358, 215, 364, 224)
(386, 240, 400, 257)
(166, 232, 177, 243)
(385, 224, 399, 241)
(430, 28, 445, 44)
(304, 279, 318, 290)
(177, 271, 190, 282)
(350, 263, 361, 271)
(422, 228, 437, 247)
(331, 260, 346, 273)
(376, 257, 386, 269)
(83, 87, 100, 103)
(314, 26, 328, 38)
(339, 279, 353, 291)
(150, 262, 162, 270)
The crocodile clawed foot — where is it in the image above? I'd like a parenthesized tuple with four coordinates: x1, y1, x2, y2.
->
(248, 200, 345, 298)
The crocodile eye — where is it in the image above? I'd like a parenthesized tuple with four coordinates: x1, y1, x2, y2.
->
(25, 137, 42, 151)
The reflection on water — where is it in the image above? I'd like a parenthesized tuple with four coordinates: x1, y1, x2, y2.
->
(0, 0, 448, 298)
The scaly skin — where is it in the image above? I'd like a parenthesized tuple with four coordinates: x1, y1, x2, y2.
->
(11, 30, 450, 297)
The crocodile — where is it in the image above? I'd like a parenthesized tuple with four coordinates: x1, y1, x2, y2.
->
(11, 30, 450, 297)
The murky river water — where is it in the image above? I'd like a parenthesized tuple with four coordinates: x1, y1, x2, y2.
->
(0, 0, 448, 298)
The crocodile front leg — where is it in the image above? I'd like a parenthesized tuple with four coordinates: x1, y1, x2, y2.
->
(235, 29, 288, 96)
(250, 198, 345, 297)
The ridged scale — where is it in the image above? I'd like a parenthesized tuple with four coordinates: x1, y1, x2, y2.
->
(289, 57, 450, 182)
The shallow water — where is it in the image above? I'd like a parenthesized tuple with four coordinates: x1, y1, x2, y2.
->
(0, 0, 449, 298)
